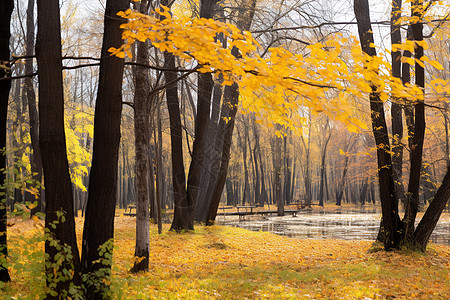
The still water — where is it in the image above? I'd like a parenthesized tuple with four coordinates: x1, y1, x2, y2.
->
(218, 211, 450, 246)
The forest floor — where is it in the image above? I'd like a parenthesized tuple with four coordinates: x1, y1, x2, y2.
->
(2, 212, 449, 299)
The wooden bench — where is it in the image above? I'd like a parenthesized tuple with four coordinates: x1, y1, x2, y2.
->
(236, 205, 257, 220)
(124, 203, 136, 216)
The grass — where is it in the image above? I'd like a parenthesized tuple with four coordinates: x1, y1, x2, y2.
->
(1, 214, 449, 299)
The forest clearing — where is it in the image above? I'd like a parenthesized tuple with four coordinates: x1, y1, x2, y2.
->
(2, 211, 449, 299)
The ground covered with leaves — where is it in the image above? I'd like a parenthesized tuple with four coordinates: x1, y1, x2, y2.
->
(2, 214, 449, 299)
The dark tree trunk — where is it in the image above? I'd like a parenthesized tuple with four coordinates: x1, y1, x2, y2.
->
(194, 74, 223, 221)
(390, 0, 405, 206)
(186, 70, 212, 221)
(159, 0, 190, 232)
(274, 130, 283, 216)
(259, 143, 268, 206)
(283, 133, 292, 205)
(251, 116, 261, 205)
(202, 0, 257, 224)
(237, 123, 250, 206)
(302, 114, 312, 206)
(403, 27, 415, 158)
(154, 107, 164, 234)
(319, 120, 331, 207)
(25, 0, 43, 215)
(404, 0, 426, 239)
(164, 60, 189, 230)
(206, 80, 240, 223)
(130, 0, 150, 273)
(36, 0, 82, 296)
(354, 0, 402, 250)
(81, 0, 129, 297)
(0, 0, 13, 284)
(185, 0, 217, 226)
(414, 165, 450, 250)
(335, 139, 353, 206)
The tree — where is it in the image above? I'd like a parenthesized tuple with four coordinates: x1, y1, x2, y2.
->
(403, 0, 426, 239)
(160, 0, 190, 231)
(0, 0, 14, 284)
(81, 0, 130, 297)
(130, 0, 151, 273)
(24, 0, 43, 215)
(35, 0, 81, 296)
(390, 0, 406, 206)
(355, 0, 449, 250)
(205, 0, 258, 224)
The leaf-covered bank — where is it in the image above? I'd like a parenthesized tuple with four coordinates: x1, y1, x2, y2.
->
(2, 215, 449, 299)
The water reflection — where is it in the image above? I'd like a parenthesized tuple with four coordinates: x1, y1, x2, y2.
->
(218, 212, 450, 246)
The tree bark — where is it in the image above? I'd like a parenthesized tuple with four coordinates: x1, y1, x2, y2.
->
(204, 0, 258, 224)
(36, 0, 82, 296)
(0, 0, 13, 284)
(319, 119, 331, 207)
(130, 0, 150, 273)
(206, 80, 240, 223)
(404, 0, 426, 239)
(414, 165, 450, 250)
(159, 1, 190, 232)
(390, 0, 405, 205)
(81, 0, 129, 297)
(354, 0, 402, 250)
(274, 127, 284, 216)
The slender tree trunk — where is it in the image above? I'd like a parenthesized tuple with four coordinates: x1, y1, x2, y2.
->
(154, 107, 163, 234)
(302, 113, 312, 206)
(319, 120, 331, 207)
(251, 116, 261, 205)
(130, 0, 150, 273)
(0, 0, 13, 284)
(163, 62, 189, 228)
(206, 80, 240, 223)
(354, 0, 402, 250)
(81, 0, 129, 297)
(36, 0, 82, 296)
(25, 0, 43, 215)
(390, 0, 405, 205)
(274, 128, 284, 216)
(404, 0, 426, 239)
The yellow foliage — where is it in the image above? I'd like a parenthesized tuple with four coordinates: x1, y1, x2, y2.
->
(109, 6, 448, 134)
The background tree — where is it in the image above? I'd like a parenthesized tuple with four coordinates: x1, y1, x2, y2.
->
(35, 0, 81, 296)
(81, 0, 130, 297)
(0, 0, 14, 284)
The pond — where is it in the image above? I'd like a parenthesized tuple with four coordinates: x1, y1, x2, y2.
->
(217, 211, 450, 246)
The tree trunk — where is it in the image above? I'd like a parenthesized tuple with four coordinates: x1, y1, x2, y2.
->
(274, 128, 284, 216)
(390, 0, 405, 206)
(404, 0, 426, 239)
(302, 113, 312, 206)
(201, 0, 257, 224)
(414, 165, 450, 250)
(319, 120, 331, 207)
(154, 107, 163, 234)
(251, 116, 261, 205)
(25, 0, 43, 215)
(185, 0, 218, 226)
(130, 0, 150, 273)
(81, 0, 129, 297)
(36, 0, 82, 296)
(206, 80, 240, 223)
(0, 0, 13, 284)
(354, 0, 402, 250)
